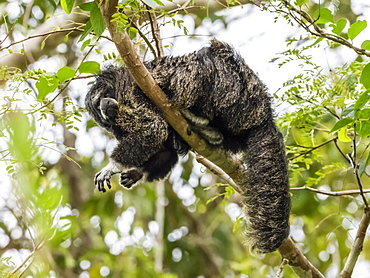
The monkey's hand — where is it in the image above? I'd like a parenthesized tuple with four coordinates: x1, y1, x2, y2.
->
(120, 169, 143, 189)
(181, 109, 223, 145)
(94, 159, 124, 192)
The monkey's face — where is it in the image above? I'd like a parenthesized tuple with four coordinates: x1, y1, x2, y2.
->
(86, 82, 119, 129)
(100, 97, 119, 122)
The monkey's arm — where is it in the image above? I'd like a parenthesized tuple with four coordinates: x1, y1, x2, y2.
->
(95, 137, 178, 192)
(95, 107, 177, 192)
(94, 155, 144, 192)
(94, 158, 125, 192)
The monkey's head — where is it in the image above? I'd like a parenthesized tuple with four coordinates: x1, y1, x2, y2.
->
(85, 67, 127, 139)
(86, 82, 116, 123)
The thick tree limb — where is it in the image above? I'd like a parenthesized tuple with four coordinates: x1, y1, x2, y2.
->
(279, 237, 325, 278)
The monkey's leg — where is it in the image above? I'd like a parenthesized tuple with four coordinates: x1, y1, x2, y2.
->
(181, 109, 223, 145)
(120, 144, 179, 189)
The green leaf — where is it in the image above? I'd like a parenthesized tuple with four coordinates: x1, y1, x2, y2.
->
(79, 1, 95, 11)
(348, 20, 367, 40)
(79, 61, 100, 74)
(81, 39, 91, 51)
(358, 120, 370, 138)
(79, 20, 93, 42)
(61, 0, 75, 14)
(330, 118, 354, 132)
(224, 186, 236, 198)
(358, 108, 370, 119)
(360, 63, 370, 89)
(314, 8, 334, 24)
(338, 127, 352, 142)
(362, 40, 370, 50)
(359, 152, 370, 176)
(354, 89, 370, 112)
(47, 0, 59, 8)
(57, 66, 76, 83)
(129, 27, 138, 34)
(6, 112, 33, 161)
(36, 76, 59, 101)
(331, 18, 347, 35)
(79, 2, 105, 37)
(90, 4, 105, 37)
(294, 0, 306, 6)
(141, 0, 164, 8)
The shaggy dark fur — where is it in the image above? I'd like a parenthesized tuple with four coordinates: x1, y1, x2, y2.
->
(85, 40, 290, 254)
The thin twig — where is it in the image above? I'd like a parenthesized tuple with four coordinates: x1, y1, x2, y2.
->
(129, 19, 157, 58)
(351, 123, 369, 207)
(146, 7, 164, 57)
(292, 93, 339, 119)
(0, 28, 83, 52)
(334, 138, 352, 164)
(195, 153, 242, 193)
(340, 207, 370, 278)
(279, 0, 370, 58)
(154, 180, 165, 272)
(10, 240, 44, 276)
(289, 137, 337, 160)
(291, 186, 370, 196)
(276, 258, 289, 278)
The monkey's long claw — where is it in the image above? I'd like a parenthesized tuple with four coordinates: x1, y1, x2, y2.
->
(93, 160, 124, 192)
(94, 170, 112, 192)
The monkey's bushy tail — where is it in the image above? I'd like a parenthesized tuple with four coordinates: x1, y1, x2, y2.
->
(241, 120, 291, 254)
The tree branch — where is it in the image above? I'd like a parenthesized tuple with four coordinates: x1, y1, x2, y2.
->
(146, 7, 164, 57)
(291, 186, 370, 197)
(0, 12, 89, 72)
(279, 237, 325, 278)
(340, 207, 370, 277)
(277, 0, 370, 58)
(0, 27, 84, 52)
(289, 137, 338, 161)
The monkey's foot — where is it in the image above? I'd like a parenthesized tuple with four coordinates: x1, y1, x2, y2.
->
(181, 109, 210, 126)
(196, 126, 224, 145)
(181, 109, 223, 145)
(94, 160, 123, 192)
(120, 169, 143, 189)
